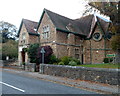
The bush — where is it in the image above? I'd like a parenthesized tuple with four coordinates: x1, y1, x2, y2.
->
(58, 62, 64, 65)
(69, 57, 81, 65)
(60, 56, 81, 66)
(103, 58, 113, 63)
(49, 55, 60, 64)
(28, 43, 39, 63)
(103, 58, 109, 63)
(68, 61, 77, 66)
(60, 56, 71, 65)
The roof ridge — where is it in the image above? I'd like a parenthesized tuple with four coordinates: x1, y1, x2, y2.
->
(22, 18, 38, 23)
(75, 14, 94, 21)
(44, 8, 74, 21)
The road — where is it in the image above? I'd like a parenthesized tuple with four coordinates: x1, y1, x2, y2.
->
(2, 71, 99, 95)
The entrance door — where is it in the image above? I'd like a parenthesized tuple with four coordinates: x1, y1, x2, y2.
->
(21, 50, 25, 63)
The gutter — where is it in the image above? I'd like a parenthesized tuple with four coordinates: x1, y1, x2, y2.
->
(56, 28, 86, 37)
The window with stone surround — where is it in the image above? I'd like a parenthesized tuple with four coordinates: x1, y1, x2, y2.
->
(75, 48, 79, 59)
(42, 25, 50, 39)
(22, 33, 26, 40)
(21, 32, 26, 45)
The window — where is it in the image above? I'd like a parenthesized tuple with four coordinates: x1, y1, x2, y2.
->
(22, 33, 26, 40)
(93, 32, 102, 41)
(106, 32, 112, 40)
(75, 49, 79, 59)
(42, 25, 50, 39)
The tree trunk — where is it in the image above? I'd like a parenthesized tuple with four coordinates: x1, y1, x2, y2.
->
(115, 49, 120, 64)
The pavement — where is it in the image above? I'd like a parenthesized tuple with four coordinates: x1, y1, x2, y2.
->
(2, 65, 120, 95)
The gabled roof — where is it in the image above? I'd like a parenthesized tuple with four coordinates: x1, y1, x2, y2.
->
(73, 15, 94, 36)
(37, 9, 86, 37)
(97, 16, 110, 33)
(37, 8, 110, 38)
(17, 19, 39, 37)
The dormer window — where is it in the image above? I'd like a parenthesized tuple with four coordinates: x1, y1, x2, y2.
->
(42, 25, 50, 39)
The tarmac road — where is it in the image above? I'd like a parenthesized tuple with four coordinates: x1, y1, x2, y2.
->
(2, 71, 99, 95)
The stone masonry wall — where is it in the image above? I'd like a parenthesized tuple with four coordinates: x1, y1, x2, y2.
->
(40, 64, 119, 85)
(25, 63, 36, 72)
(83, 25, 115, 64)
(19, 23, 29, 46)
(29, 35, 39, 44)
(38, 12, 56, 43)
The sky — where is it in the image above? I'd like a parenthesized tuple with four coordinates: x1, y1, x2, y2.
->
(0, 0, 87, 29)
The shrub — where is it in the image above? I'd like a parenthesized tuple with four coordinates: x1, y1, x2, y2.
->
(58, 62, 64, 65)
(22, 62, 26, 65)
(103, 58, 113, 63)
(28, 43, 39, 63)
(68, 61, 77, 66)
(110, 58, 113, 62)
(49, 55, 60, 64)
(103, 58, 109, 63)
(69, 57, 81, 65)
(60, 56, 81, 65)
(60, 56, 71, 65)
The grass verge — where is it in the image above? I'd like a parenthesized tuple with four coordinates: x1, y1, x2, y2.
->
(78, 63, 120, 69)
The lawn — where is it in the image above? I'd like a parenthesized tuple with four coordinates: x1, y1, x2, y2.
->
(78, 63, 120, 69)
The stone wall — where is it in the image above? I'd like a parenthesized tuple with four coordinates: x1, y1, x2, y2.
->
(40, 64, 119, 85)
(25, 63, 36, 72)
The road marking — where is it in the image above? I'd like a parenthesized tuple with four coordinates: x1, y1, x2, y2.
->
(0, 81, 25, 93)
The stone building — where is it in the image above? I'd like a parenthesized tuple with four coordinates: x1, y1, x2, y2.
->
(18, 9, 114, 64)
(37, 9, 114, 64)
(18, 19, 39, 65)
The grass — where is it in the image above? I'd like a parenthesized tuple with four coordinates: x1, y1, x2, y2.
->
(78, 63, 120, 69)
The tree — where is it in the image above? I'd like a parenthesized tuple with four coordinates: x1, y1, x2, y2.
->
(28, 43, 39, 63)
(85, 1, 120, 63)
(2, 40, 18, 60)
(0, 21, 18, 43)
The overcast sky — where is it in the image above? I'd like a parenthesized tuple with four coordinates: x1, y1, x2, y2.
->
(0, 0, 87, 29)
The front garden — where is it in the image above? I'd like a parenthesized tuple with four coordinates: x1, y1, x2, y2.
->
(26, 44, 119, 70)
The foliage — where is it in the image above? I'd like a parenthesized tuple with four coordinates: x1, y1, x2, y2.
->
(85, 2, 120, 63)
(68, 61, 77, 66)
(23, 48, 28, 52)
(60, 56, 71, 65)
(111, 35, 120, 50)
(0, 21, 18, 43)
(49, 55, 60, 64)
(37, 46, 53, 64)
(87, 2, 120, 49)
(28, 43, 39, 63)
(69, 57, 81, 65)
(103, 58, 109, 63)
(22, 62, 26, 65)
(58, 62, 64, 65)
(60, 56, 81, 65)
(103, 58, 113, 63)
(2, 40, 18, 60)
